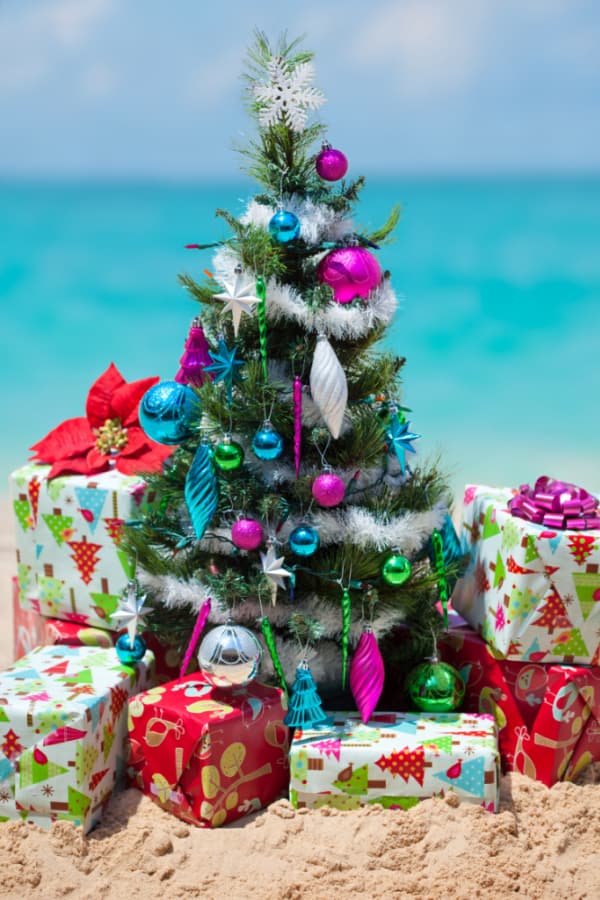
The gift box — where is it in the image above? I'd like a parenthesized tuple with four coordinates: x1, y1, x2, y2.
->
(128, 674, 289, 827)
(11, 463, 153, 632)
(12, 577, 186, 683)
(289, 712, 500, 812)
(0, 644, 154, 831)
(452, 484, 600, 663)
(439, 623, 600, 786)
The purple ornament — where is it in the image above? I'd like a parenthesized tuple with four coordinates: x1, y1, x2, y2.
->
(350, 626, 385, 723)
(317, 246, 382, 304)
(231, 518, 264, 551)
(312, 472, 346, 508)
(315, 144, 348, 181)
(175, 318, 213, 386)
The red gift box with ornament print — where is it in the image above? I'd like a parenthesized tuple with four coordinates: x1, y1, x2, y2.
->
(438, 622, 600, 786)
(11, 577, 186, 684)
(127, 674, 290, 827)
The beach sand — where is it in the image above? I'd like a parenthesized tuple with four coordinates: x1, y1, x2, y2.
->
(1, 504, 599, 899)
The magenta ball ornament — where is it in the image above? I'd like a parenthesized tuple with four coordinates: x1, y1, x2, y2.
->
(315, 144, 348, 181)
(231, 518, 264, 551)
(312, 472, 346, 508)
(317, 246, 383, 304)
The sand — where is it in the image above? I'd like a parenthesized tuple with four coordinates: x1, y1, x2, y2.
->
(1, 504, 600, 899)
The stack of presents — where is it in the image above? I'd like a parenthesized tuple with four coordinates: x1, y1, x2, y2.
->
(4, 460, 600, 831)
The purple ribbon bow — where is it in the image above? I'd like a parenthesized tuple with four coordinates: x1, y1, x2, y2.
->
(508, 476, 600, 531)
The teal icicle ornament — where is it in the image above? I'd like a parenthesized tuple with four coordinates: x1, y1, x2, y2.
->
(261, 616, 288, 695)
(184, 440, 218, 540)
(284, 661, 331, 729)
(340, 586, 352, 688)
(256, 276, 268, 381)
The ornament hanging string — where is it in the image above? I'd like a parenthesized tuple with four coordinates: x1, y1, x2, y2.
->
(256, 276, 268, 380)
(431, 528, 449, 630)
(293, 376, 302, 478)
(261, 616, 288, 695)
(179, 597, 212, 679)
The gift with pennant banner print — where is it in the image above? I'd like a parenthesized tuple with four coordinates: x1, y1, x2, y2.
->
(0, 645, 154, 831)
(452, 483, 600, 664)
(289, 712, 500, 813)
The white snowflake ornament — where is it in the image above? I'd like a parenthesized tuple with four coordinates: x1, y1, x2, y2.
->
(215, 267, 261, 336)
(253, 57, 325, 132)
(260, 543, 291, 604)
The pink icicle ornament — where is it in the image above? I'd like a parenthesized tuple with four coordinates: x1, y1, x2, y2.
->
(179, 597, 212, 679)
(349, 625, 385, 723)
(293, 376, 302, 478)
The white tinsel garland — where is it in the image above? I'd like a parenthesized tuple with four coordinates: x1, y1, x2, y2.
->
(241, 197, 351, 246)
(212, 247, 399, 340)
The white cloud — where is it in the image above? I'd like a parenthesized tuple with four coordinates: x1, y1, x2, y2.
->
(0, 0, 114, 95)
(345, 0, 488, 100)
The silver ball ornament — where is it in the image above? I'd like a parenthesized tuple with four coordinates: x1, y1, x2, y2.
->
(198, 621, 262, 687)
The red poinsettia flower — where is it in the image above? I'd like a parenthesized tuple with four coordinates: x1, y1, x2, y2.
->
(30, 363, 173, 478)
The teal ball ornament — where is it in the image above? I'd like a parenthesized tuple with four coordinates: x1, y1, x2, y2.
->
(269, 210, 301, 244)
(139, 381, 199, 446)
(382, 553, 412, 586)
(289, 524, 320, 557)
(252, 422, 283, 460)
(405, 658, 465, 713)
(213, 439, 244, 471)
(115, 633, 147, 664)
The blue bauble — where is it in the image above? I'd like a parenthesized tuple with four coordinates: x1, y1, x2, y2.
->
(139, 381, 199, 446)
(252, 422, 283, 460)
(269, 210, 301, 244)
(115, 633, 147, 664)
(289, 524, 320, 557)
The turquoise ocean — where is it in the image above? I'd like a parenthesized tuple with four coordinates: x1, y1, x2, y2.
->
(2, 176, 599, 503)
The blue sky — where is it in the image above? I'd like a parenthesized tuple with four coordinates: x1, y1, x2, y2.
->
(1, 0, 600, 177)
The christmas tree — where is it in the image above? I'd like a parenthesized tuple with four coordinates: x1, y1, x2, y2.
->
(126, 32, 454, 698)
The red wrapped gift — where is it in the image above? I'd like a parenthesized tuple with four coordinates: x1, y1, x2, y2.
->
(439, 623, 600, 785)
(12, 576, 187, 683)
(127, 674, 290, 827)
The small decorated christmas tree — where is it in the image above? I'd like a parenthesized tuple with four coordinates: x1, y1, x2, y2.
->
(126, 32, 456, 698)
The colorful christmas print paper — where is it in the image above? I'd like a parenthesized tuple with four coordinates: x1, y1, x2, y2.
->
(11, 463, 152, 631)
(11, 577, 188, 683)
(452, 484, 600, 663)
(128, 675, 290, 828)
(289, 712, 500, 812)
(0, 644, 154, 831)
(439, 622, 600, 786)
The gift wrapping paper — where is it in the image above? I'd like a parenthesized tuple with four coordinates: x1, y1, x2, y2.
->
(439, 623, 600, 786)
(452, 484, 600, 663)
(289, 712, 500, 812)
(128, 675, 290, 827)
(0, 644, 154, 831)
(11, 463, 152, 631)
(11, 577, 187, 683)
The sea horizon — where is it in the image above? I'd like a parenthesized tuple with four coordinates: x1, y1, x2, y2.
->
(2, 173, 600, 505)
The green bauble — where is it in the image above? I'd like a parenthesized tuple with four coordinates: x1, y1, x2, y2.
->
(382, 553, 411, 586)
(213, 439, 244, 471)
(405, 658, 465, 713)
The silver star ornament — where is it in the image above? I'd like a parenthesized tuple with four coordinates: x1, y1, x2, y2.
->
(215, 269, 261, 336)
(112, 580, 149, 647)
(260, 544, 291, 605)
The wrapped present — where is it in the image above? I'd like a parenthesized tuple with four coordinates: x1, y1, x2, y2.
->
(452, 483, 600, 663)
(0, 644, 154, 831)
(439, 623, 600, 786)
(128, 674, 289, 827)
(11, 463, 153, 631)
(289, 712, 500, 812)
(12, 577, 186, 683)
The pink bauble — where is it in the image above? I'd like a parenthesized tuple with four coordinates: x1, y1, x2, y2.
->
(312, 472, 346, 508)
(316, 146, 348, 181)
(231, 518, 264, 551)
(317, 247, 382, 304)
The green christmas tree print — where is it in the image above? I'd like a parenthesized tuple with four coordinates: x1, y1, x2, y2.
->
(501, 518, 520, 551)
(492, 551, 506, 588)
(507, 587, 537, 623)
(75, 743, 99, 785)
(524, 535, 540, 564)
(482, 505, 501, 540)
(333, 763, 370, 795)
(18, 747, 68, 787)
(90, 590, 120, 625)
(551, 628, 588, 658)
(42, 511, 74, 546)
(13, 498, 32, 532)
(37, 576, 65, 617)
(67, 785, 91, 820)
(573, 571, 600, 619)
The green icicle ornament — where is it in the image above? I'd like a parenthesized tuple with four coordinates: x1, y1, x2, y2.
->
(256, 276, 268, 381)
(261, 616, 288, 695)
(340, 586, 352, 688)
